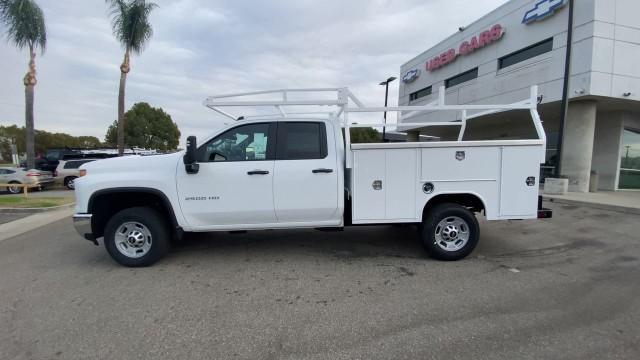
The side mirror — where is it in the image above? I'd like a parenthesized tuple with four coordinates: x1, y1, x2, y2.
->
(183, 136, 200, 174)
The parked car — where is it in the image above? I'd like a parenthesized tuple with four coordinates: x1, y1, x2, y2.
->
(0, 167, 54, 194)
(55, 159, 98, 190)
(20, 149, 120, 173)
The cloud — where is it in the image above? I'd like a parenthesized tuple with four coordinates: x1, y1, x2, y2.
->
(0, 0, 509, 143)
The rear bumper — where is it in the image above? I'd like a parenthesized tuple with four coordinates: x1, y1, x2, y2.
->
(24, 178, 55, 186)
(73, 213, 97, 245)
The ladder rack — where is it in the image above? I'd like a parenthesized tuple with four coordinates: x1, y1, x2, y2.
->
(203, 86, 546, 168)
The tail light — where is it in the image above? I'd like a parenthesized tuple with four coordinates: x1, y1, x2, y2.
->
(79, 169, 87, 177)
(26, 172, 42, 177)
(53, 170, 58, 177)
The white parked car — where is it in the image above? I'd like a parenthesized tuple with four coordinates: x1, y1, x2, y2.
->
(55, 159, 98, 190)
(0, 167, 54, 194)
(73, 87, 552, 267)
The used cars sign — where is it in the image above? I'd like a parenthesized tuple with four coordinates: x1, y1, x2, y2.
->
(426, 24, 504, 72)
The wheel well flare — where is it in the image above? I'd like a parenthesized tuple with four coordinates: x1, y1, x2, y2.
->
(423, 193, 486, 219)
(88, 189, 177, 239)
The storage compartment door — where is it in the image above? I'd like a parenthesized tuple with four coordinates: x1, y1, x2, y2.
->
(352, 150, 385, 220)
(499, 146, 540, 217)
(385, 149, 417, 220)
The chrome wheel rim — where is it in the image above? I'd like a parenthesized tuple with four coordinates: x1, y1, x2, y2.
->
(114, 222, 152, 258)
(8, 185, 20, 194)
(434, 216, 470, 252)
(67, 178, 75, 189)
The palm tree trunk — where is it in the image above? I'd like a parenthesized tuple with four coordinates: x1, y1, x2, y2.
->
(117, 49, 130, 156)
(23, 46, 37, 169)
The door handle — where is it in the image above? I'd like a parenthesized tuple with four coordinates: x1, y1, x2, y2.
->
(312, 168, 334, 174)
(247, 170, 269, 175)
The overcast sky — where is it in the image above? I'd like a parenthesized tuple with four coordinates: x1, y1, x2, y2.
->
(0, 0, 508, 143)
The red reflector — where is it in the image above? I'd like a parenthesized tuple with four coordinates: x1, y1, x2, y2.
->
(538, 209, 553, 219)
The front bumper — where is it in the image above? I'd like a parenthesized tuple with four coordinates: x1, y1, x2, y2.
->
(73, 213, 97, 245)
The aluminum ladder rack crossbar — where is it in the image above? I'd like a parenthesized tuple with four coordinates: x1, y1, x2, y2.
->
(204, 88, 364, 121)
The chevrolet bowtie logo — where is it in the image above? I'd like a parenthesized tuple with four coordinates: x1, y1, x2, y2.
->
(523, 0, 567, 24)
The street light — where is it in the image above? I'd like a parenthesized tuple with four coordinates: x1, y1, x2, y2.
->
(555, 0, 574, 178)
(379, 76, 397, 142)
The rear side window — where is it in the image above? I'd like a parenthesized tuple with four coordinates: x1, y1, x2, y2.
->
(277, 122, 327, 160)
(64, 160, 94, 169)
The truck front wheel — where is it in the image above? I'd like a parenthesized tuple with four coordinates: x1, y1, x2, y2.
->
(421, 203, 479, 261)
(104, 207, 170, 267)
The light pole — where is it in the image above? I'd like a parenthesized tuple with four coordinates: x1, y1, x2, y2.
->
(379, 76, 397, 142)
(554, 0, 574, 177)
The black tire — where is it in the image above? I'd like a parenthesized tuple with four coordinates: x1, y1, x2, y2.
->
(104, 207, 170, 267)
(64, 176, 78, 190)
(421, 203, 479, 261)
(7, 181, 21, 194)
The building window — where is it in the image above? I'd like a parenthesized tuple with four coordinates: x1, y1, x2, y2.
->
(619, 128, 640, 190)
(409, 86, 432, 101)
(499, 38, 553, 69)
(445, 68, 478, 88)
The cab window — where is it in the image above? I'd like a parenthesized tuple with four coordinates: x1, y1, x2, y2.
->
(276, 122, 327, 160)
(198, 123, 273, 162)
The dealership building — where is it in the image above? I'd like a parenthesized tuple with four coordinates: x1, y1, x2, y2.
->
(399, 0, 640, 192)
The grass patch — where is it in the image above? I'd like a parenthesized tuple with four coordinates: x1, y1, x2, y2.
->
(0, 196, 74, 209)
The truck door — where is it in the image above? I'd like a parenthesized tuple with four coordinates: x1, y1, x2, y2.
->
(176, 123, 278, 228)
(273, 121, 340, 223)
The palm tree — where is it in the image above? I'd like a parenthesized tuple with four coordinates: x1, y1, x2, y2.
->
(105, 0, 157, 155)
(0, 0, 46, 169)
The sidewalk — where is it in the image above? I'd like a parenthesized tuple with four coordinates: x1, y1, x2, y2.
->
(0, 190, 75, 242)
(543, 190, 640, 215)
(0, 207, 74, 243)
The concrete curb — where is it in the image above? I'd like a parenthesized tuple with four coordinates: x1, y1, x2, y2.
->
(0, 207, 75, 243)
(543, 196, 640, 215)
(0, 202, 75, 214)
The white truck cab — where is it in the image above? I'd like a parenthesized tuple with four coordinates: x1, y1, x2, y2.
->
(73, 87, 551, 267)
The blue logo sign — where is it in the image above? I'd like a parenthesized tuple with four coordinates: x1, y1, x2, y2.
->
(402, 69, 420, 83)
(523, 0, 567, 24)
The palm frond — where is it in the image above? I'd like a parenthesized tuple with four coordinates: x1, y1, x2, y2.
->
(0, 0, 47, 53)
(106, 0, 157, 54)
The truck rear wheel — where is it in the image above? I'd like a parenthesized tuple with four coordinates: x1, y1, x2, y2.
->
(421, 203, 479, 261)
(104, 207, 170, 267)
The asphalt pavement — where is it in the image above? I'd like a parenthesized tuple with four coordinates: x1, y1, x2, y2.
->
(0, 203, 639, 360)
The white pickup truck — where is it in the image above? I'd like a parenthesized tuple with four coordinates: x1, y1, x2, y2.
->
(73, 87, 551, 267)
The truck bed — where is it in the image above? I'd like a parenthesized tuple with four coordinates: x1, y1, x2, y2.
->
(349, 140, 545, 224)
